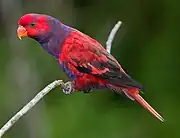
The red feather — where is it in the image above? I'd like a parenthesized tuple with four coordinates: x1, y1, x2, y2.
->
(59, 30, 142, 89)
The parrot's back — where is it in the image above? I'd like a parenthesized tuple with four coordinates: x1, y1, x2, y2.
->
(58, 30, 143, 91)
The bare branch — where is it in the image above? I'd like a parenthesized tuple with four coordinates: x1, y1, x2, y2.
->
(0, 21, 123, 138)
(0, 80, 64, 137)
(106, 21, 122, 53)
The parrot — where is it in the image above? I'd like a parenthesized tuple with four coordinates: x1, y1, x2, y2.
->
(17, 13, 164, 122)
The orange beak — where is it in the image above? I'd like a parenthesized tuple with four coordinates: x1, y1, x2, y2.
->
(17, 25, 28, 40)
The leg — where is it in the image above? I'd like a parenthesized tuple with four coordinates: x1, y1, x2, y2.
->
(62, 81, 75, 95)
(83, 88, 92, 93)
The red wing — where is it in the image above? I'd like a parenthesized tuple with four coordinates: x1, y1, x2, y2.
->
(60, 31, 143, 89)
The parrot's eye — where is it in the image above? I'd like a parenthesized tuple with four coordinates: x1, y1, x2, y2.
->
(29, 22, 36, 27)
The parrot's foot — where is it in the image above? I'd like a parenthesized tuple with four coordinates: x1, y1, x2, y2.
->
(83, 88, 92, 93)
(62, 81, 75, 95)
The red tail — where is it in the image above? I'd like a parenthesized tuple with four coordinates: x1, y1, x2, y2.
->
(124, 88, 164, 122)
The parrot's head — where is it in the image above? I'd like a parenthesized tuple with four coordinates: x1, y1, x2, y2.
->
(17, 13, 52, 40)
(17, 13, 72, 44)
(17, 13, 72, 56)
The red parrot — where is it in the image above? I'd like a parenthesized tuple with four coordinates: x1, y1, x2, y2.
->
(17, 13, 164, 122)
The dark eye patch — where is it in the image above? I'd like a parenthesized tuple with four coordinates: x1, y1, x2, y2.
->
(29, 22, 36, 27)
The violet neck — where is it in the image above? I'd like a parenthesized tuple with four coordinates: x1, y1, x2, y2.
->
(35, 22, 73, 58)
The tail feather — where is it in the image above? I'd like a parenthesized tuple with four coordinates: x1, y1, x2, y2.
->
(124, 89, 164, 122)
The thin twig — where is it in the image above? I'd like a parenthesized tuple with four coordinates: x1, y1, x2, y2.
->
(106, 21, 122, 53)
(0, 21, 122, 138)
(0, 80, 64, 137)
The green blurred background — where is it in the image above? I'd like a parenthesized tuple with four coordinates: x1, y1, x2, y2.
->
(0, 0, 179, 138)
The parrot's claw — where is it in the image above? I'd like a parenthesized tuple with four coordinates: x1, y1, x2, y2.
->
(62, 81, 75, 94)
(83, 88, 92, 93)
